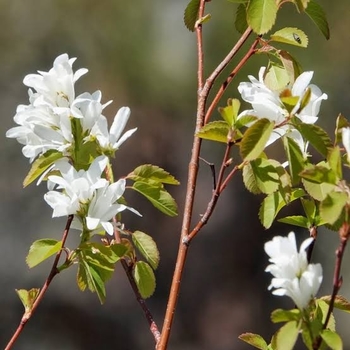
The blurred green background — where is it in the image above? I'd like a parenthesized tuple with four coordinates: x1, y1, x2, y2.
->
(1, 1, 350, 349)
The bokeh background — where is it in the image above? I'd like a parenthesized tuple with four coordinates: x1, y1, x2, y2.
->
(1, 1, 350, 349)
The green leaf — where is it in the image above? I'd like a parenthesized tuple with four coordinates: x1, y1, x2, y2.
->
(249, 158, 281, 194)
(278, 50, 303, 85)
(305, 0, 330, 40)
(16, 288, 40, 314)
(295, 0, 310, 12)
(292, 119, 332, 157)
(321, 295, 350, 313)
(247, 0, 278, 35)
(270, 27, 308, 48)
(196, 121, 230, 143)
(235, 114, 258, 129)
(316, 299, 336, 332)
(335, 114, 350, 145)
(227, 0, 248, 3)
(264, 62, 290, 92)
(320, 330, 343, 350)
(328, 147, 342, 180)
(259, 189, 305, 229)
(274, 321, 300, 350)
(184, 0, 200, 32)
(301, 197, 316, 223)
(242, 162, 261, 194)
(283, 135, 306, 185)
(300, 164, 338, 185)
(219, 98, 240, 127)
(132, 231, 160, 270)
(271, 309, 301, 323)
(26, 239, 62, 268)
(132, 181, 178, 216)
(23, 150, 63, 187)
(133, 261, 156, 298)
(77, 260, 108, 304)
(278, 215, 310, 228)
(240, 119, 274, 161)
(238, 333, 268, 350)
(128, 164, 180, 185)
(320, 191, 348, 225)
(302, 178, 336, 201)
(235, 3, 248, 34)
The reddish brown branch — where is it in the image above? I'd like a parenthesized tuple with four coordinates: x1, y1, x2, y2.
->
(204, 35, 260, 124)
(313, 223, 349, 350)
(112, 220, 160, 344)
(5, 215, 73, 350)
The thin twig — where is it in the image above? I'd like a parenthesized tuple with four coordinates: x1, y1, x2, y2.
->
(112, 216, 161, 344)
(204, 34, 259, 124)
(5, 215, 73, 350)
(199, 157, 216, 189)
(313, 222, 349, 350)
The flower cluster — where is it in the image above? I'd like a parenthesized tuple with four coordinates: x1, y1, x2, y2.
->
(238, 67, 328, 157)
(264, 231, 323, 310)
(6, 54, 136, 162)
(6, 54, 140, 235)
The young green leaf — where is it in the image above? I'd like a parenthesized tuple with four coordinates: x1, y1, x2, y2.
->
(133, 261, 156, 298)
(270, 27, 308, 48)
(292, 119, 332, 157)
(271, 309, 301, 323)
(278, 50, 303, 85)
(249, 158, 281, 194)
(320, 330, 343, 350)
(238, 333, 269, 350)
(328, 146, 342, 180)
(132, 231, 160, 270)
(23, 150, 63, 187)
(184, 0, 200, 32)
(247, 0, 278, 35)
(283, 135, 306, 186)
(321, 295, 350, 313)
(320, 191, 348, 225)
(242, 162, 262, 194)
(240, 118, 274, 161)
(219, 98, 241, 127)
(274, 321, 300, 350)
(196, 121, 230, 143)
(235, 3, 248, 34)
(300, 164, 337, 185)
(259, 189, 305, 228)
(335, 114, 350, 145)
(132, 181, 178, 216)
(302, 178, 336, 201)
(278, 215, 310, 228)
(264, 63, 290, 92)
(305, 0, 330, 40)
(301, 197, 316, 223)
(128, 164, 179, 185)
(16, 288, 40, 314)
(26, 239, 62, 268)
(294, 0, 310, 13)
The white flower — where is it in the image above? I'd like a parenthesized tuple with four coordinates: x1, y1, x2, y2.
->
(238, 67, 327, 147)
(265, 231, 323, 310)
(86, 179, 141, 235)
(90, 106, 137, 152)
(44, 156, 109, 217)
(342, 127, 350, 163)
(6, 104, 73, 162)
(23, 53, 88, 108)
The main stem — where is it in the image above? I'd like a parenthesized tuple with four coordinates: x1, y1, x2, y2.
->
(156, 3, 207, 349)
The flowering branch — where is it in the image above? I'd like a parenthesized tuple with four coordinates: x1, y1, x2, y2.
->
(5, 215, 73, 350)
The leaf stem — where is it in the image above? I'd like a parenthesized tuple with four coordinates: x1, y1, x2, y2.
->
(5, 215, 73, 350)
